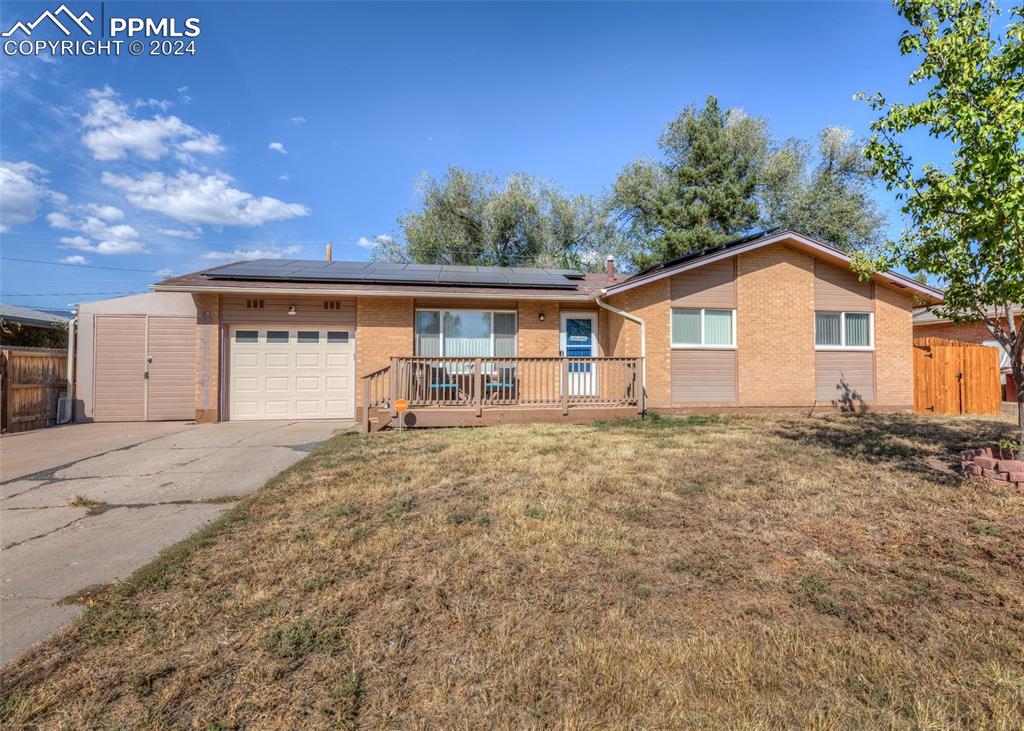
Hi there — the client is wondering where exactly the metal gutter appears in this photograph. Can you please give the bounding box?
[595,293,646,408]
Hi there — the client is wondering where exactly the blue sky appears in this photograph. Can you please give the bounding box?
[1,1,933,310]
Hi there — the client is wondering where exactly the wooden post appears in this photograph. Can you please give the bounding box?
[560,357,568,416]
[362,376,371,433]
[389,357,399,417]
[474,358,483,417]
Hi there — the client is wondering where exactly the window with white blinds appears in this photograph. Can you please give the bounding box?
[671,308,736,348]
[815,311,873,349]
[414,310,517,357]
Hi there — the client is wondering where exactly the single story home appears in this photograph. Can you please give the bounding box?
[0,303,71,347]
[74,229,943,430]
[913,305,1021,403]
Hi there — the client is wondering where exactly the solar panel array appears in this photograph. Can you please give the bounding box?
[202,259,586,289]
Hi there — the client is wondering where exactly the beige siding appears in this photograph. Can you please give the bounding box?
[221,295,356,325]
[671,349,737,403]
[815,350,875,403]
[815,262,873,311]
[93,315,146,422]
[147,316,197,421]
[670,259,736,307]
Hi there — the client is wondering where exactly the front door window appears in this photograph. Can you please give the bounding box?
[561,313,597,396]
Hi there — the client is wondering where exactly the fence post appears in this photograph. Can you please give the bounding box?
[560,358,569,415]
[362,376,371,433]
[474,358,482,417]
[389,357,399,417]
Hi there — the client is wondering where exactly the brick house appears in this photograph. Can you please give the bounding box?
[913,307,1022,403]
[73,229,942,429]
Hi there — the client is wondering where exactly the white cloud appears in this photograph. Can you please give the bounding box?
[290,116,306,126]
[61,255,88,265]
[102,170,310,227]
[155,267,176,279]
[156,227,201,239]
[357,234,393,249]
[201,245,301,261]
[49,205,146,255]
[81,86,223,161]
[278,174,290,181]
[177,86,192,105]
[267,141,287,155]
[0,160,48,232]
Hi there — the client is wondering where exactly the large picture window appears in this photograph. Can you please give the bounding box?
[671,308,735,348]
[415,309,517,357]
[815,311,873,349]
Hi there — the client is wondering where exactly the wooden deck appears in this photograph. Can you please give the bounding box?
[362,356,643,431]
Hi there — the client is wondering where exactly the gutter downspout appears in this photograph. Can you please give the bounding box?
[59,313,77,424]
[595,292,646,412]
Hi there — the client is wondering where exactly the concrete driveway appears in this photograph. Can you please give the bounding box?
[0,419,354,666]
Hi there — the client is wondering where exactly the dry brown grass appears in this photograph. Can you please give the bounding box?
[2,413,1023,729]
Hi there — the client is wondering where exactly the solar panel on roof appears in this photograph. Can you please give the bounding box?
[201,258,582,289]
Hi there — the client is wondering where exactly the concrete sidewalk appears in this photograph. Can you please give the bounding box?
[0,419,354,666]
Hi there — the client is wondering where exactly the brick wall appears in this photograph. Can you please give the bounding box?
[736,245,816,406]
[606,279,672,408]
[517,301,560,356]
[355,296,414,408]
[914,315,1022,344]
[194,293,220,423]
[874,285,914,407]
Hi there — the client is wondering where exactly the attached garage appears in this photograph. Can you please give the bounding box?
[227,325,355,420]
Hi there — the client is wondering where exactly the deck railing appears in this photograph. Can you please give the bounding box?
[364,356,642,429]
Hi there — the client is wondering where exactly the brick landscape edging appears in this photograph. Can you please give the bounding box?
[961,448,1024,488]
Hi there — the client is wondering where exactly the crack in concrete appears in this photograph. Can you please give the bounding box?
[1,497,238,551]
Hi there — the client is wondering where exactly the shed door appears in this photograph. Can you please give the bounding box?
[228,326,355,420]
[146,316,197,421]
[93,315,198,422]
[94,315,146,421]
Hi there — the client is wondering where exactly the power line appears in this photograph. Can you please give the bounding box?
[1,257,165,273]
[3,291,145,297]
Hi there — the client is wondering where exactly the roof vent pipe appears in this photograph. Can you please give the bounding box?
[326,242,332,262]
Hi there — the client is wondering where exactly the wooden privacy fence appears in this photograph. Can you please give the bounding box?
[913,338,1001,415]
[0,348,68,433]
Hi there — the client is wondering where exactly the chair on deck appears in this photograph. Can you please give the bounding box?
[485,366,518,401]
[430,365,461,403]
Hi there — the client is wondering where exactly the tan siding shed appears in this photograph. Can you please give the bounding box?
[93,315,146,422]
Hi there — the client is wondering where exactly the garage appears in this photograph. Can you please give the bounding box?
[228,325,355,420]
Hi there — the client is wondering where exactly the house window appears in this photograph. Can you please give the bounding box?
[323,300,344,310]
[245,299,264,309]
[414,309,517,357]
[671,308,735,348]
[815,312,873,349]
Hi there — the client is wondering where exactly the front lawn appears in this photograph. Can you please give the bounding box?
[2,414,1023,728]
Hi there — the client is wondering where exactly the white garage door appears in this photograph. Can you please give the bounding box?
[228,326,355,420]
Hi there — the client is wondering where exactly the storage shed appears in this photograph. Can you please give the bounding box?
[75,292,197,422]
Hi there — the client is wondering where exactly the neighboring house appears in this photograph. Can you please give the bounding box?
[913,306,1022,403]
[75,229,942,428]
[0,304,70,347]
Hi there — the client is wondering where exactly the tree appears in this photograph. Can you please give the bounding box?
[855,0,1024,451]
[761,127,887,250]
[375,166,632,272]
[612,96,767,267]
[613,97,886,269]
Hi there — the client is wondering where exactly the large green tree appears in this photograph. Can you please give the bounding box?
[855,0,1024,449]
[612,96,766,267]
[375,166,632,272]
[761,127,887,250]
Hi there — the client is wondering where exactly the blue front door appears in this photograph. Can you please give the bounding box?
[562,314,597,395]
